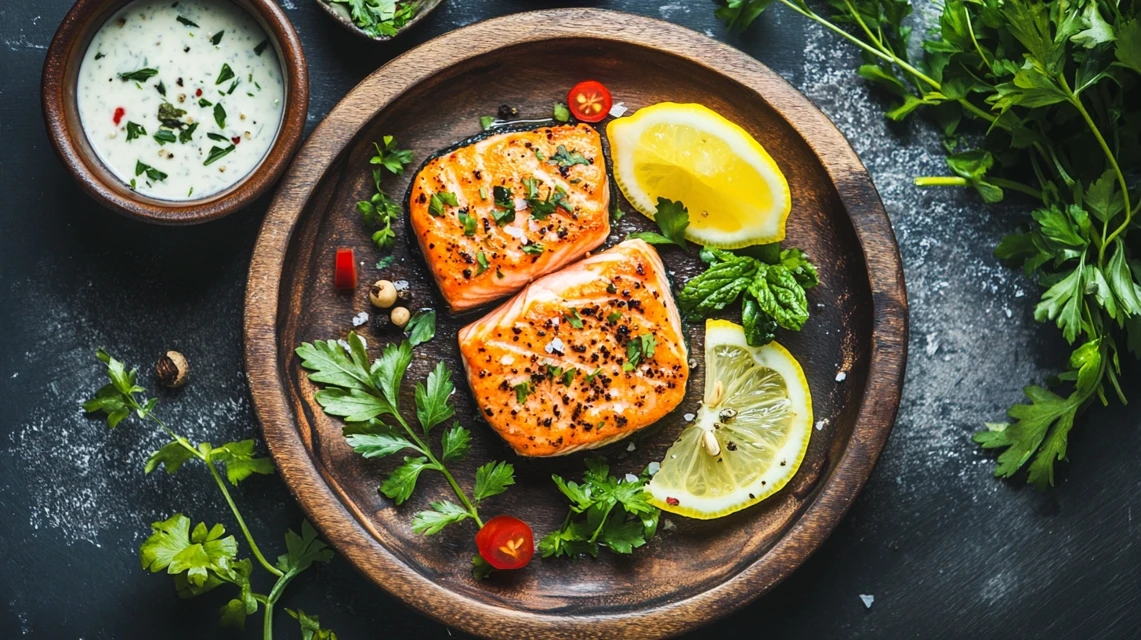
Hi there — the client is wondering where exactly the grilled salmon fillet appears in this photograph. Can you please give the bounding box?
[458,239,689,457]
[408,124,610,312]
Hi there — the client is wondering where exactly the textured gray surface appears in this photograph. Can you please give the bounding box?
[2,0,1139,638]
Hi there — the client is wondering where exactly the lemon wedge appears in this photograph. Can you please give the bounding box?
[648,319,812,519]
[607,102,792,248]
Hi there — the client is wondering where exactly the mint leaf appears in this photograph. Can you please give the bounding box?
[677,252,758,320]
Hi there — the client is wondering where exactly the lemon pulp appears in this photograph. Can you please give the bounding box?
[648,320,812,519]
[608,103,791,248]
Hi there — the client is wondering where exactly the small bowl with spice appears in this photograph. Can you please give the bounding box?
[316,0,442,41]
[42,0,308,224]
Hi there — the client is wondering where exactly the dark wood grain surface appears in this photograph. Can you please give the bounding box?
[245,11,905,637]
[3,1,1139,639]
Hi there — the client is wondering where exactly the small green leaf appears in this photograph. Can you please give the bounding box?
[441,423,471,462]
[473,461,515,501]
[380,456,434,504]
[406,309,436,347]
[412,501,471,535]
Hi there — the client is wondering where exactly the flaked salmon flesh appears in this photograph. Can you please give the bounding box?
[408,124,610,312]
[458,239,689,457]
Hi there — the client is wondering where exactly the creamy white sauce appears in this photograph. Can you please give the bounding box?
[77,0,284,201]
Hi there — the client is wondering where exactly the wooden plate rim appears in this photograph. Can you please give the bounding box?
[244,9,908,639]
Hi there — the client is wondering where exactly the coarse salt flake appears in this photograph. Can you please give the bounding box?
[683,413,696,422]
[815,418,830,431]
[624,473,639,483]
[500,355,515,366]
[608,102,628,117]
[626,442,636,452]
[545,337,565,354]
[352,311,369,327]
[662,519,676,531]
[835,371,847,383]
[647,461,660,475]
[859,594,874,609]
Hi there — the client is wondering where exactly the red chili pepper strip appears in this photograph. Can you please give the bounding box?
[334,248,357,290]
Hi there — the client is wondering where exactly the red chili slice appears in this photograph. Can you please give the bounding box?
[475,515,534,570]
[567,80,612,123]
[231,136,242,145]
[334,248,357,290]
[113,107,125,126]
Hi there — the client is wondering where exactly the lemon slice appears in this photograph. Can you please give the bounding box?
[607,102,792,248]
[648,319,812,519]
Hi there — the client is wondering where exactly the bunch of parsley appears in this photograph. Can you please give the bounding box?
[631,197,820,345]
[83,351,336,639]
[327,0,418,38]
[539,458,661,558]
[719,0,1141,486]
[295,333,515,577]
[357,135,413,251]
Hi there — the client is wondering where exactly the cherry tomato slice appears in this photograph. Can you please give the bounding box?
[475,515,534,570]
[567,80,612,123]
[334,248,357,290]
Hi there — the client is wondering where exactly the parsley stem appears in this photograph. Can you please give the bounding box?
[1058,74,1133,261]
[962,7,993,73]
[204,456,285,577]
[262,569,298,640]
[914,176,1042,200]
[390,412,484,528]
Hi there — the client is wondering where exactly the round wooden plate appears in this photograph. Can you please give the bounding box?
[244,9,907,639]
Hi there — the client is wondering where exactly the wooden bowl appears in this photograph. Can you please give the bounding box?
[314,0,443,42]
[245,9,907,639]
[41,0,308,225]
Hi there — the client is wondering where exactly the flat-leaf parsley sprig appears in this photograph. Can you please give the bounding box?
[540,458,661,558]
[82,350,334,639]
[357,135,413,251]
[295,333,516,576]
[718,0,1141,486]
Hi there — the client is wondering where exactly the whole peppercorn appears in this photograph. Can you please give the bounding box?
[156,351,189,388]
[369,279,397,308]
[390,306,411,328]
[497,104,518,119]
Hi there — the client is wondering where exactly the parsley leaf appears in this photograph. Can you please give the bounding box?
[210,440,275,486]
[458,211,477,236]
[476,251,490,275]
[553,102,571,122]
[215,63,234,85]
[370,135,414,175]
[492,185,516,224]
[428,191,458,216]
[125,121,146,141]
[178,122,198,144]
[153,129,177,145]
[406,309,436,347]
[211,30,225,45]
[414,360,454,432]
[549,144,590,168]
[276,520,334,573]
[203,144,235,166]
[177,15,199,27]
[135,161,168,182]
[473,461,515,501]
[522,242,544,255]
[380,456,435,504]
[412,501,471,535]
[441,423,471,461]
[119,68,158,82]
[288,609,338,640]
[213,102,226,128]
[140,514,238,587]
[628,198,690,248]
[624,333,656,371]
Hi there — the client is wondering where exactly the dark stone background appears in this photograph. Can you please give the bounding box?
[2,1,1138,638]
